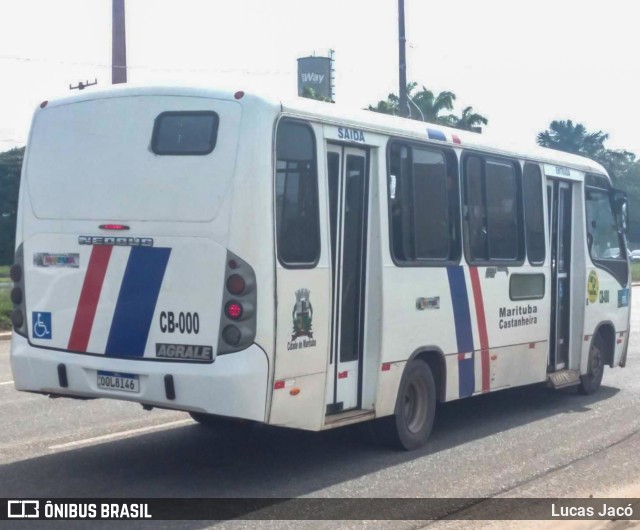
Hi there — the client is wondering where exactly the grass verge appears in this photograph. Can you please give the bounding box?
[633,263,640,283]
[0,286,11,331]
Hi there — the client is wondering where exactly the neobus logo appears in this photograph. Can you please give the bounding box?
[78,236,154,247]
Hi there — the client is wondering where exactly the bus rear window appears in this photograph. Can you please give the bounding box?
[152,111,219,155]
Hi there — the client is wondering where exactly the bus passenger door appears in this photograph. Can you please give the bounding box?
[549,180,572,370]
[325,144,369,413]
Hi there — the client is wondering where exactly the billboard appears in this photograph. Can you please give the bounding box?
[297,56,332,101]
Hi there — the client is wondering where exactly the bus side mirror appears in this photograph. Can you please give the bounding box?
[613,189,628,233]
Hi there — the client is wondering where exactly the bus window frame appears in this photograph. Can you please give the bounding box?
[151,111,219,156]
[385,138,462,268]
[274,118,322,270]
[461,150,525,267]
[522,161,547,267]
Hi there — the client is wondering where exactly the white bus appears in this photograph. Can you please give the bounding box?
[10,85,631,450]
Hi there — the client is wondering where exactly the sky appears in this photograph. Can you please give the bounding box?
[1,0,639,154]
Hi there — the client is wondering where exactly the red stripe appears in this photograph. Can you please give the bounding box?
[68,246,113,351]
[469,267,490,392]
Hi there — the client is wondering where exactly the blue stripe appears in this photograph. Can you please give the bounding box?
[427,128,447,142]
[105,247,171,357]
[447,266,475,398]
[446,266,474,352]
[458,357,475,398]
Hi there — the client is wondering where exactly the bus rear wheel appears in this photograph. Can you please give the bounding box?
[374,360,436,451]
[579,334,605,395]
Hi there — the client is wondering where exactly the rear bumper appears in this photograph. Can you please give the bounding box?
[10,333,269,422]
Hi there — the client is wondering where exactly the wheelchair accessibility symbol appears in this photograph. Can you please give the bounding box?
[32,312,52,339]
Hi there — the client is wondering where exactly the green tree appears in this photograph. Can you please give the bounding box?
[598,148,637,182]
[537,119,635,180]
[301,86,332,103]
[453,106,489,132]
[612,156,640,245]
[367,82,487,131]
[537,120,640,244]
[537,120,609,159]
[0,147,24,264]
[407,83,457,125]
[367,96,399,115]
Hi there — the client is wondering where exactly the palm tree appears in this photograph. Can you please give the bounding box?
[409,84,457,125]
[367,82,487,130]
[537,120,608,158]
[454,106,489,132]
[368,82,456,125]
[367,96,399,115]
[537,120,639,182]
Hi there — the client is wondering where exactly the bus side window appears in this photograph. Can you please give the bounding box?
[465,156,487,261]
[523,163,545,265]
[387,141,459,264]
[463,154,522,263]
[275,120,321,267]
[388,144,408,260]
[486,160,518,260]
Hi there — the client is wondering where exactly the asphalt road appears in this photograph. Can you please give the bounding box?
[1,288,640,530]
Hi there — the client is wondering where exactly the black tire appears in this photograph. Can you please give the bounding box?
[578,334,606,395]
[188,412,253,430]
[373,360,436,451]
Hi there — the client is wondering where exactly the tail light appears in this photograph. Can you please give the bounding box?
[221,325,242,346]
[225,301,243,320]
[11,244,28,337]
[226,274,246,295]
[217,251,257,355]
[10,287,23,305]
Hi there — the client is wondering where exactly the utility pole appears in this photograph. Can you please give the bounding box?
[398,0,408,117]
[112,0,127,84]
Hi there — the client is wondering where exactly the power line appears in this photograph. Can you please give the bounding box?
[0,54,293,76]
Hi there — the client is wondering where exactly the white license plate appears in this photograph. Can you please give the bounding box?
[97,371,139,393]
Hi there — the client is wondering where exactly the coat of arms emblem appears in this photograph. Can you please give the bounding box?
[292,288,313,341]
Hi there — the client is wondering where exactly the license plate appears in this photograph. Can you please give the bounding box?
[97,370,140,393]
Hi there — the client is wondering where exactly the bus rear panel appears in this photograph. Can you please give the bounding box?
[11,87,275,422]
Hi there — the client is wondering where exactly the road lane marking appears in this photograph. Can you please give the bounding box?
[0,381,14,386]
[48,418,192,451]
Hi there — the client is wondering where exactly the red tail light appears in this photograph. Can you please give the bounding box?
[99,224,130,231]
[217,250,257,356]
[225,302,243,320]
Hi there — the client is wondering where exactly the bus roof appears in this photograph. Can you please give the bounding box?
[37,83,609,179]
[279,95,609,178]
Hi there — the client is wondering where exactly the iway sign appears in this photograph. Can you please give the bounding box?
[301,73,325,84]
[297,56,332,100]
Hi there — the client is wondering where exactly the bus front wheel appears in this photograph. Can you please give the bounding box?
[375,360,436,451]
[579,335,606,395]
